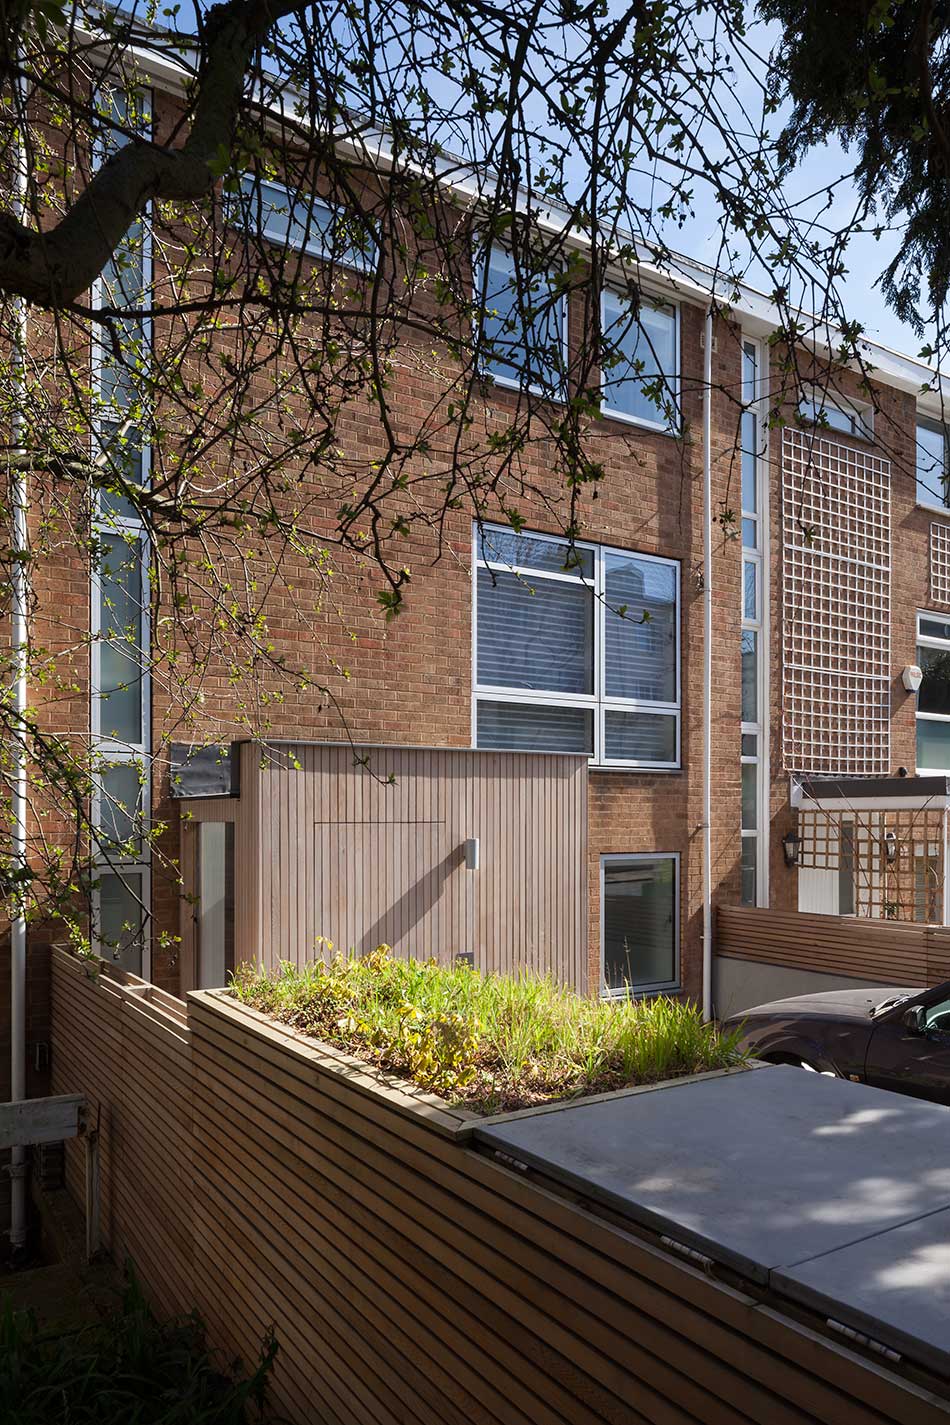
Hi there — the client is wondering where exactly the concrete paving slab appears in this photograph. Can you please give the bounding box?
[774,1207,950,1377]
[475,1066,950,1282]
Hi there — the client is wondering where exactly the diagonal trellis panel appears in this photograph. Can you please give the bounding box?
[782,429,891,774]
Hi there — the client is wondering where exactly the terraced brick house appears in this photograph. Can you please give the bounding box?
[8,48,950,1111]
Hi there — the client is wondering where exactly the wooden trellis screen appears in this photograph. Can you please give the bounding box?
[799,807,947,922]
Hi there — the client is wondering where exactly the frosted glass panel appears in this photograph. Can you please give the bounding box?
[917,718,950,771]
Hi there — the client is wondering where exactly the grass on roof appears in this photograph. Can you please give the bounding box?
[230,944,745,1115]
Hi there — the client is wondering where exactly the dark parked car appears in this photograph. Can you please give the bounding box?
[723,982,950,1104]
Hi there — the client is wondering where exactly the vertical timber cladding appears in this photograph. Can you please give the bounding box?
[782,428,891,774]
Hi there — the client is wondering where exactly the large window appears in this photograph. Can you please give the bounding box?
[917,612,950,772]
[228,173,376,273]
[601,855,678,995]
[476,243,566,399]
[474,525,680,768]
[917,419,950,509]
[600,290,678,430]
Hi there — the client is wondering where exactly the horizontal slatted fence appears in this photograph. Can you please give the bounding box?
[718,906,950,986]
[51,948,950,1425]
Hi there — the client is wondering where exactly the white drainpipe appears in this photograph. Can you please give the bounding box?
[702,305,714,1021]
[9,61,29,1255]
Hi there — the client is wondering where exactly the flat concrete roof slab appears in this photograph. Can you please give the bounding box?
[774,1207,950,1377]
[475,1067,950,1284]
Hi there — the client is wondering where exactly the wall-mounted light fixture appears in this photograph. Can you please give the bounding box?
[882,830,898,864]
[902,665,923,693]
[782,830,801,868]
[463,837,480,872]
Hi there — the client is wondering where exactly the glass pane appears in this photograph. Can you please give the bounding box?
[917,717,950,771]
[741,763,757,831]
[478,527,593,578]
[919,616,950,641]
[916,421,948,507]
[97,534,145,744]
[741,631,757,722]
[476,701,593,753]
[479,243,564,396]
[800,398,854,435]
[741,410,757,517]
[741,341,757,401]
[741,733,757,757]
[740,838,756,906]
[603,857,676,991]
[235,176,375,271]
[604,554,677,702]
[95,762,144,854]
[919,645,950,715]
[603,710,677,764]
[476,568,593,693]
[602,290,677,426]
[97,871,145,974]
[741,517,757,546]
[743,559,757,621]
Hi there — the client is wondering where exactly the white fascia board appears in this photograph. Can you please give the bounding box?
[77,21,950,404]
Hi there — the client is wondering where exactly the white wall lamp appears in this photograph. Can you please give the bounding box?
[902,664,923,693]
[463,837,480,872]
[882,830,899,864]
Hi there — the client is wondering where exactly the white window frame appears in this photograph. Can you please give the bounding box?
[473,241,569,401]
[227,172,376,275]
[599,288,680,435]
[740,337,770,908]
[915,416,950,512]
[916,610,950,775]
[472,524,681,770]
[600,852,680,998]
[798,384,874,441]
[90,84,154,977]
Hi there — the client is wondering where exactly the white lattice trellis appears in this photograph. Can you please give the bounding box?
[782,428,891,774]
[931,522,950,607]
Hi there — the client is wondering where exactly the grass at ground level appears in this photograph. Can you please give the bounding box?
[231,947,745,1114]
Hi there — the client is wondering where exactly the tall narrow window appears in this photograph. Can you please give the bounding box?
[90,88,153,975]
[475,525,680,768]
[601,855,678,995]
[917,419,950,510]
[740,340,768,905]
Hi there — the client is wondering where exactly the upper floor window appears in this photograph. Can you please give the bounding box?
[600,291,678,430]
[227,173,376,273]
[917,419,949,509]
[799,387,873,441]
[476,243,566,399]
[916,611,950,773]
[474,524,680,768]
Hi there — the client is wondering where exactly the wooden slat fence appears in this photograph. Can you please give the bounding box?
[50,947,950,1425]
[718,905,950,987]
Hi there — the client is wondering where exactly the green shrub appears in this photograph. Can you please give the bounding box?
[231,944,745,1114]
[0,1269,277,1424]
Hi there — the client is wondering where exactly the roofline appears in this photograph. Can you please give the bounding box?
[85,20,949,408]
